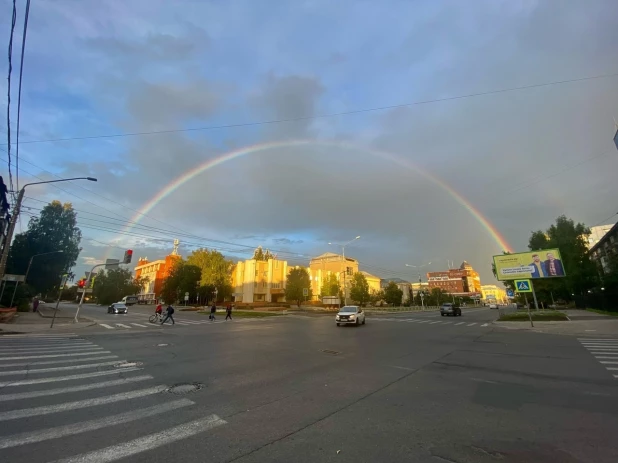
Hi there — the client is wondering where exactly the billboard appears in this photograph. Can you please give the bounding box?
[493,249,566,281]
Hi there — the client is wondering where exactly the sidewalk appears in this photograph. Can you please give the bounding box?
[493,309,618,336]
[0,307,95,334]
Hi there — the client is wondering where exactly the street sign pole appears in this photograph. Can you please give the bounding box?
[530,280,539,311]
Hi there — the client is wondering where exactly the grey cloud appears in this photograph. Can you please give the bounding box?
[272,238,304,245]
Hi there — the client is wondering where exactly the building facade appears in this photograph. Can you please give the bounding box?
[427,261,482,297]
[481,284,507,304]
[590,221,618,275]
[381,278,412,303]
[308,252,359,299]
[134,255,181,303]
[232,258,288,303]
[587,224,616,249]
[360,271,382,295]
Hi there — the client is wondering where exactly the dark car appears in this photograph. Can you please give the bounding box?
[440,303,462,317]
[108,303,128,314]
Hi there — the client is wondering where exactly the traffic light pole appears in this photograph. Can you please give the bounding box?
[75,263,105,323]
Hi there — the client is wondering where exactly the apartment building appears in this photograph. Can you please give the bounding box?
[232,258,288,303]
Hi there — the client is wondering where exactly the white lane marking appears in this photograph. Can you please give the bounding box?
[467,323,477,326]
[599,361,618,364]
[0,360,128,376]
[417,320,430,324]
[130,323,149,328]
[0,355,119,368]
[115,324,132,329]
[606,367,618,370]
[578,338,618,342]
[99,324,114,329]
[0,398,193,450]
[0,346,101,354]
[177,319,203,324]
[581,344,618,348]
[0,351,112,361]
[0,334,77,339]
[614,375,618,379]
[481,323,489,327]
[595,356,618,359]
[428,321,441,324]
[0,385,168,422]
[0,367,142,387]
[455,322,465,326]
[0,375,153,402]
[51,414,227,463]
[588,350,618,354]
[0,340,92,346]
[390,365,415,371]
[174,322,193,325]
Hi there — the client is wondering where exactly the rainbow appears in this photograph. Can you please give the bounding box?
[111,140,512,256]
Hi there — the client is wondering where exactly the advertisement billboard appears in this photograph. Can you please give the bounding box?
[493,249,566,281]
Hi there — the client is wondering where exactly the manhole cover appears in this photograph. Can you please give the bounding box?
[166,382,204,395]
[114,361,143,368]
[322,349,340,355]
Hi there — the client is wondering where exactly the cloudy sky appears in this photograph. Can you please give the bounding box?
[1,0,617,284]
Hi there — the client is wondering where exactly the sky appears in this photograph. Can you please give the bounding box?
[1,0,617,285]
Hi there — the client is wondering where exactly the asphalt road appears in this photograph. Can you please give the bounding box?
[1,308,617,462]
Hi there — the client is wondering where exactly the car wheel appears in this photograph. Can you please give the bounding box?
[441,313,444,316]
[362,318,366,325]
[356,319,359,326]
[336,323,340,326]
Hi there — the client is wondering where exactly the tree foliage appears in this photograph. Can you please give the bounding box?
[285,267,312,307]
[527,215,598,302]
[252,246,274,261]
[320,273,340,297]
[160,260,201,304]
[7,201,81,296]
[92,268,146,305]
[369,289,385,306]
[383,281,404,306]
[349,272,370,306]
[186,248,233,300]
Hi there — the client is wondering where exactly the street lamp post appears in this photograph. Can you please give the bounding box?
[25,250,65,283]
[0,177,97,280]
[405,262,431,308]
[329,236,360,306]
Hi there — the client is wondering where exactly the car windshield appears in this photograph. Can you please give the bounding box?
[340,307,357,313]
[442,303,452,307]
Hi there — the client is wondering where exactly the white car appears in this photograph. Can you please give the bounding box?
[336,306,366,326]
[488,303,498,309]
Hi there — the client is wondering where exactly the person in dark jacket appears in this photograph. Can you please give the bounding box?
[161,304,175,325]
[210,303,216,321]
[225,304,232,321]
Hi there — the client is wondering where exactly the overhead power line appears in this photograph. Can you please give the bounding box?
[2,71,617,147]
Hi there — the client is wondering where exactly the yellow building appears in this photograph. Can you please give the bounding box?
[232,258,288,303]
[360,271,382,295]
[481,284,507,304]
[308,252,359,300]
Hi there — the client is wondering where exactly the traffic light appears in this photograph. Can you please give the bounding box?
[123,249,133,264]
[77,278,86,288]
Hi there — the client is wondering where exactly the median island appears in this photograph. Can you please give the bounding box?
[498,311,569,322]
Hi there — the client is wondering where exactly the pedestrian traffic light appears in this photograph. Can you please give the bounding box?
[123,249,133,264]
[77,278,86,288]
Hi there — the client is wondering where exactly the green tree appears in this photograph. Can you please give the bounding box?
[285,267,312,307]
[528,215,598,303]
[7,201,81,296]
[160,260,201,304]
[92,268,146,305]
[369,289,384,306]
[383,281,403,306]
[186,248,233,300]
[349,272,370,306]
[426,288,450,306]
[320,273,340,297]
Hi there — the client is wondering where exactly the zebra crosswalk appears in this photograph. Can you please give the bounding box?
[98,317,264,330]
[578,338,618,380]
[0,333,226,461]
[370,317,490,328]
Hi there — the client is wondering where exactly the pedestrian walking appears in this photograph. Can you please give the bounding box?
[225,303,232,321]
[32,296,40,313]
[210,303,216,321]
[161,304,175,325]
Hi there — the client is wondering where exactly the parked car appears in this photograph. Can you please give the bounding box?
[336,306,366,326]
[488,303,498,309]
[440,303,462,316]
[108,303,128,314]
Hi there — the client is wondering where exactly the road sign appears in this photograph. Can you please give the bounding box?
[184,295,189,301]
[2,274,25,282]
[514,279,532,292]
[302,288,308,297]
[185,292,189,296]
[105,259,120,269]
[506,289,514,297]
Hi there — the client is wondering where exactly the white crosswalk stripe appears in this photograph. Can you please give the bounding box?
[91,316,262,330]
[578,338,618,381]
[369,317,488,328]
[99,324,114,329]
[130,323,148,328]
[0,334,227,461]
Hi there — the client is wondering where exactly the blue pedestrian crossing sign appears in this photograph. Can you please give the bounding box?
[514,279,532,293]
[506,289,514,297]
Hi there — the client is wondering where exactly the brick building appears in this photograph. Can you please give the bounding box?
[134,241,181,303]
[427,261,482,297]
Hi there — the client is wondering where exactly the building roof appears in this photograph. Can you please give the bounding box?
[360,271,380,280]
[590,221,618,254]
[460,261,472,269]
[312,252,341,259]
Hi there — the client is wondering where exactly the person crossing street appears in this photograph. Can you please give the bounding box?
[161,304,175,325]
